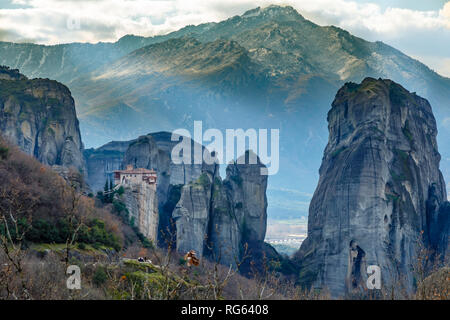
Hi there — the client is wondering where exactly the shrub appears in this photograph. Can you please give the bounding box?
[92,266,108,287]
[25,217,121,251]
[197,173,210,188]
[0,146,8,160]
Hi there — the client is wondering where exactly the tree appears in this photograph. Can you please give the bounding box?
[57,179,87,267]
[108,179,114,202]
[0,184,37,299]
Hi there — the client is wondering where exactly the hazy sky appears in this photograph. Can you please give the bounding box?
[1,0,449,76]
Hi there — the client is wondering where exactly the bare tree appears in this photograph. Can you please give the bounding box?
[58,180,86,267]
[412,231,442,299]
[0,184,37,299]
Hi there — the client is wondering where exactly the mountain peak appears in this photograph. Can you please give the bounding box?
[242,5,304,21]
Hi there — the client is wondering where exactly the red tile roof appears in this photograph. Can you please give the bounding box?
[114,168,157,174]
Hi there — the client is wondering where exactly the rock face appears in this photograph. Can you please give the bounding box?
[0,66,26,80]
[121,132,217,237]
[85,132,218,241]
[173,171,215,257]
[295,78,449,297]
[121,180,159,243]
[85,134,271,269]
[173,151,268,268]
[84,140,134,191]
[0,66,84,171]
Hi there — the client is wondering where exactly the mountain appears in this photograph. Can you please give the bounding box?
[1,5,450,219]
[0,66,84,171]
[294,78,450,297]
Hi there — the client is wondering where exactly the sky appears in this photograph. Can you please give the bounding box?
[0,0,449,76]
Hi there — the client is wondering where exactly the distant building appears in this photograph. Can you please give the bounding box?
[114,165,157,187]
[113,165,159,243]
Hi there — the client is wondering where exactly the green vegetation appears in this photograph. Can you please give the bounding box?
[111,198,153,249]
[345,82,359,93]
[196,172,210,188]
[402,120,413,145]
[133,228,154,249]
[0,79,33,102]
[0,146,9,160]
[385,193,400,203]
[98,178,119,204]
[23,218,121,251]
[331,146,347,158]
[270,256,298,275]
[213,178,222,198]
[0,79,65,120]
[111,259,192,300]
[298,267,319,289]
[93,266,108,287]
[113,199,129,220]
[389,84,414,106]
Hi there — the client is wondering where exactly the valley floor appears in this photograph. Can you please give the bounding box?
[265,219,307,256]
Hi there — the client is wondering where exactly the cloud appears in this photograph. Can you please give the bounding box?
[442,117,450,130]
[267,186,313,198]
[442,1,450,27]
[298,0,450,35]
[1,0,448,44]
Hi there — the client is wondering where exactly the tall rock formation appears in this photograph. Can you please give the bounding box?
[173,170,216,258]
[0,66,84,171]
[85,132,218,242]
[120,175,159,243]
[85,134,272,269]
[121,132,217,240]
[174,151,269,269]
[295,78,449,297]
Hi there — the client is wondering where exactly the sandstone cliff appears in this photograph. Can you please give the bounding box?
[120,180,159,243]
[295,78,449,297]
[173,171,215,257]
[84,140,133,191]
[122,132,217,240]
[0,66,84,171]
[174,151,269,269]
[85,136,271,269]
[85,132,217,242]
